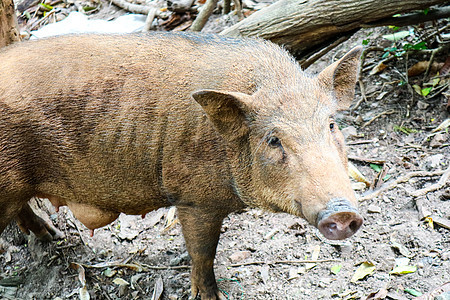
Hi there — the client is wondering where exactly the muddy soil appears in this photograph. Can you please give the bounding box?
[0,6,449,300]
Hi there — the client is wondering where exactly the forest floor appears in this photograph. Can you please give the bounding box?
[0,1,449,299]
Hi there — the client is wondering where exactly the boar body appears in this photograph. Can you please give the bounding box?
[0,33,362,299]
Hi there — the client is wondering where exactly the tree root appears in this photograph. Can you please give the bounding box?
[359,168,447,201]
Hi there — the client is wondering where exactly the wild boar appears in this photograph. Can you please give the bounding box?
[0,32,363,299]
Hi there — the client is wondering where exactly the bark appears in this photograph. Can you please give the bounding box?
[220,0,449,67]
[0,0,20,48]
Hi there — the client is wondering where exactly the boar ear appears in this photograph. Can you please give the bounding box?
[192,89,253,141]
[317,46,362,110]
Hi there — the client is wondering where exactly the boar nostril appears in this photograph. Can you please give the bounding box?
[349,220,359,232]
[317,211,363,240]
[327,222,337,231]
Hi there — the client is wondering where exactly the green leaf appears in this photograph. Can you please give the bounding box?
[39,3,53,10]
[404,288,422,297]
[403,41,427,50]
[421,87,432,96]
[370,163,382,173]
[390,265,417,275]
[382,174,392,181]
[362,39,369,45]
[331,264,342,275]
[423,8,429,15]
[351,262,376,283]
[382,31,410,41]
[393,125,418,134]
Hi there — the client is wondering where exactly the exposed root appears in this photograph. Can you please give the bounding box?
[359,169,447,202]
[409,165,450,197]
[229,259,338,268]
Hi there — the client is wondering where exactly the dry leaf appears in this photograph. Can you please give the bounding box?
[348,162,370,187]
[151,276,164,300]
[366,287,388,300]
[113,278,130,286]
[370,62,387,75]
[390,265,417,275]
[351,262,376,283]
[305,245,320,270]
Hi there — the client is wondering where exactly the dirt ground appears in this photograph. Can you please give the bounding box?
[0,3,449,300]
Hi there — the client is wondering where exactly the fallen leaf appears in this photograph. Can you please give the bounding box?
[421,87,432,96]
[390,239,413,258]
[151,276,164,300]
[305,245,320,270]
[390,265,417,275]
[351,262,376,283]
[113,278,130,286]
[408,61,429,77]
[370,163,382,173]
[412,84,423,96]
[164,207,177,230]
[370,62,388,75]
[348,162,370,187]
[404,288,422,297]
[330,264,342,275]
[260,265,270,285]
[366,287,388,300]
[382,31,410,41]
[79,286,90,300]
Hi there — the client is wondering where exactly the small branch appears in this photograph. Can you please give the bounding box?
[359,169,446,201]
[142,6,158,31]
[141,264,191,270]
[190,0,219,32]
[222,0,231,14]
[409,165,450,197]
[299,32,355,69]
[348,155,386,165]
[361,110,396,128]
[229,259,338,268]
[363,6,450,28]
[110,0,156,15]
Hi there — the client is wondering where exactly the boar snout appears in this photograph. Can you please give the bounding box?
[316,198,363,240]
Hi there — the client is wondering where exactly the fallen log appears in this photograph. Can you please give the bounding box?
[220,0,449,67]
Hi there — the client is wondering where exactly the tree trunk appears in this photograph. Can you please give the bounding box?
[0,0,20,48]
[220,0,449,67]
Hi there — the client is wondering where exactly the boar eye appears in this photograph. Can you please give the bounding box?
[267,136,282,148]
[329,122,335,132]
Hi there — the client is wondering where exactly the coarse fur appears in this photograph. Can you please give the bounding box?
[0,32,362,299]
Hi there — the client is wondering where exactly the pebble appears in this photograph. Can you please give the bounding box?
[367,204,382,213]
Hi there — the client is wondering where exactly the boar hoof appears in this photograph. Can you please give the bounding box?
[317,198,363,240]
[191,282,225,300]
[16,204,65,242]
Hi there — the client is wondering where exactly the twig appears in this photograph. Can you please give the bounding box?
[352,78,367,112]
[143,6,158,31]
[359,169,446,201]
[222,0,230,14]
[190,0,219,32]
[141,264,191,270]
[110,0,158,15]
[229,259,338,268]
[347,139,377,145]
[300,32,356,69]
[363,7,450,28]
[409,165,450,197]
[361,110,396,128]
[232,0,243,20]
[348,155,386,165]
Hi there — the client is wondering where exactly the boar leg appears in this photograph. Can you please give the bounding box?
[15,203,64,241]
[178,207,226,300]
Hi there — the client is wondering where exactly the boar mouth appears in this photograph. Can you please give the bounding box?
[316,198,363,240]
